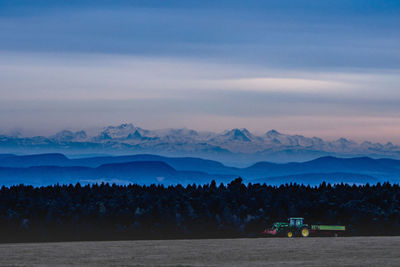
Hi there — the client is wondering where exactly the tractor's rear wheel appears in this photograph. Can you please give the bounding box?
[287,231,293,238]
[301,227,310,237]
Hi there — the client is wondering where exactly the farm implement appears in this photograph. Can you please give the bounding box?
[263,217,345,237]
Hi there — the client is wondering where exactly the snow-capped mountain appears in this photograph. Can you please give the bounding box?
[95,124,148,140]
[1,123,400,166]
[221,128,253,142]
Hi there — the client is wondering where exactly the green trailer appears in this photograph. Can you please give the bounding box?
[263,217,346,237]
[311,224,346,237]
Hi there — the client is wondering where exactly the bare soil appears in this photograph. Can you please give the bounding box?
[0,236,399,266]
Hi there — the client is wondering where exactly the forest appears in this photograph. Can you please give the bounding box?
[1,178,400,242]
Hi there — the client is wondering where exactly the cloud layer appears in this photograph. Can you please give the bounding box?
[0,1,400,142]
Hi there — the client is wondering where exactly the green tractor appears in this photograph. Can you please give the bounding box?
[263,217,346,237]
[263,217,310,238]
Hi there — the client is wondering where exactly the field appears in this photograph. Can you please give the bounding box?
[1,236,399,266]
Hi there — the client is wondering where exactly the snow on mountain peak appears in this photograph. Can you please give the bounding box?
[127,130,142,140]
[223,128,252,142]
[100,123,138,139]
[265,129,281,137]
[52,130,87,142]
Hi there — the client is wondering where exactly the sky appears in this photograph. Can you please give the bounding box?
[1,0,400,142]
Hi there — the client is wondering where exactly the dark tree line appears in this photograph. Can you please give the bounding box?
[0,178,400,242]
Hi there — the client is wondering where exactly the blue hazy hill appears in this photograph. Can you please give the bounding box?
[0,154,15,159]
[243,156,400,177]
[0,153,238,174]
[1,153,400,186]
[0,165,91,186]
[0,153,70,167]
[0,161,233,186]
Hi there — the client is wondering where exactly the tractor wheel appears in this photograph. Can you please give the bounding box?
[287,231,294,238]
[301,227,310,237]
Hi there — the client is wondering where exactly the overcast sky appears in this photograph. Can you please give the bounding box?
[1,0,400,142]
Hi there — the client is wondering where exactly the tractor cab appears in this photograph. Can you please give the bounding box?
[289,217,304,227]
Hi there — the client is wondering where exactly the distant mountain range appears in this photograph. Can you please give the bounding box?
[0,153,399,186]
[1,123,400,166]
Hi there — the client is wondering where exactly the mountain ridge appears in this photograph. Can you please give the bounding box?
[1,123,400,165]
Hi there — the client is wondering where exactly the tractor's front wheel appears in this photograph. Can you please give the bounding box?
[301,227,310,237]
[287,231,293,238]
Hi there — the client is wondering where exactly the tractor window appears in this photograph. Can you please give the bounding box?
[289,218,303,226]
